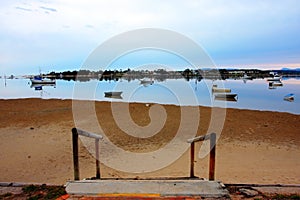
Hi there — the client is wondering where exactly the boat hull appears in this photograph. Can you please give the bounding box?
[31,83,56,88]
[284,94,294,102]
[214,93,237,98]
[215,96,237,102]
[31,79,56,84]
[267,75,281,81]
[104,92,123,97]
[140,80,154,84]
[212,84,231,93]
[269,81,283,87]
[212,88,231,93]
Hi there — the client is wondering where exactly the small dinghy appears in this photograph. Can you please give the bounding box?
[104,91,123,98]
[269,81,283,87]
[140,78,154,85]
[212,84,231,93]
[214,93,237,98]
[215,96,237,102]
[284,93,294,102]
[267,74,281,81]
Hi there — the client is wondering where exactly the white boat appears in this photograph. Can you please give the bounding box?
[212,84,231,93]
[30,83,56,88]
[214,93,237,98]
[140,79,154,85]
[30,75,56,84]
[268,86,277,89]
[242,74,252,80]
[267,74,281,81]
[284,93,294,102]
[269,81,283,87]
[215,96,237,102]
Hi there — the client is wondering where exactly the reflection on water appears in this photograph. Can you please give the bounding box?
[214,97,237,102]
[0,77,299,114]
[30,82,56,97]
[104,91,123,99]
[31,83,56,90]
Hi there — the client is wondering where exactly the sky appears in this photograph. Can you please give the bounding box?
[0,0,300,75]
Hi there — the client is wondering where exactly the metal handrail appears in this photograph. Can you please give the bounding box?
[187,132,216,180]
[72,128,103,180]
[71,128,216,181]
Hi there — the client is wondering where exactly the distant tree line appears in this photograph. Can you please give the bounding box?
[45,68,300,82]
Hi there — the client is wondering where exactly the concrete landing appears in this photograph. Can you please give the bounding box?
[65,179,229,199]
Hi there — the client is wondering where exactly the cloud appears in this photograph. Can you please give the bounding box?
[62,25,70,29]
[39,6,57,12]
[85,24,94,29]
[15,6,32,12]
[1,0,300,74]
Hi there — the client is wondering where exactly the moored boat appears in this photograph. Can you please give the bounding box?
[140,79,154,85]
[30,75,56,84]
[104,91,123,97]
[242,74,252,80]
[214,96,237,102]
[269,81,283,87]
[284,93,294,102]
[267,74,281,81]
[214,93,237,98]
[212,84,231,93]
[30,83,56,88]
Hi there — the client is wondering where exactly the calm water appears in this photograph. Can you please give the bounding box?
[1,77,299,114]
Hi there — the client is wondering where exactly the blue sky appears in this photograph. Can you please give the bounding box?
[0,0,300,75]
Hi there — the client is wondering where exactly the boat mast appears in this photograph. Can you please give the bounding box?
[4,74,7,87]
[39,67,42,77]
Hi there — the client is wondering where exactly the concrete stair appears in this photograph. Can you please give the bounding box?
[65,179,229,199]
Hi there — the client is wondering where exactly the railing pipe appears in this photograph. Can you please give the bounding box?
[190,141,195,178]
[76,128,103,140]
[95,138,101,179]
[72,128,80,180]
[209,133,216,180]
[71,128,103,181]
[187,132,217,180]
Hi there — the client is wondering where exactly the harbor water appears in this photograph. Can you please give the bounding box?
[1,77,299,114]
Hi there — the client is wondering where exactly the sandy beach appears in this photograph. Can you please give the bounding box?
[0,98,299,185]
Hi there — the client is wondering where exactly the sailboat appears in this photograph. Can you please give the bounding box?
[30,68,56,84]
[31,75,56,84]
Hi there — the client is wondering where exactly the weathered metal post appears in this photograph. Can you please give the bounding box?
[190,141,195,178]
[72,128,103,180]
[95,138,100,179]
[72,128,80,180]
[188,133,217,180]
[209,132,216,181]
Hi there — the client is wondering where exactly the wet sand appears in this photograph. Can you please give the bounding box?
[0,98,299,185]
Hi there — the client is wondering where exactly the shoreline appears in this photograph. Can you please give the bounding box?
[1,97,299,115]
[0,98,299,185]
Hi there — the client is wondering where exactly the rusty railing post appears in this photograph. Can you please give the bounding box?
[188,133,217,180]
[95,138,100,179]
[190,141,195,178]
[72,128,103,180]
[72,128,80,180]
[209,132,216,180]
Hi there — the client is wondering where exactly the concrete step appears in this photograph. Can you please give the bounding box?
[66,179,229,199]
